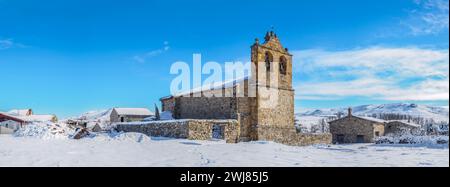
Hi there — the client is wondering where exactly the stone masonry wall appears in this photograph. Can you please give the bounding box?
[116,121,190,138]
[256,126,332,146]
[257,88,295,129]
[175,97,237,120]
[161,97,176,112]
[115,119,240,143]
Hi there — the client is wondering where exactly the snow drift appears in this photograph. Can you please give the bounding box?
[14,122,74,139]
[12,121,152,143]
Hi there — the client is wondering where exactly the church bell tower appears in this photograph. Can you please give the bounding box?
[249,30,295,141]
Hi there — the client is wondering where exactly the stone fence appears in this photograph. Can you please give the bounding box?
[115,119,240,143]
[115,120,331,146]
[256,126,332,146]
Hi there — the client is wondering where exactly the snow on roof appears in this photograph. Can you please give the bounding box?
[356,116,387,123]
[7,109,32,116]
[329,115,387,124]
[333,115,421,128]
[386,120,421,128]
[355,116,421,127]
[0,112,26,122]
[161,76,250,99]
[113,108,153,116]
[20,115,56,122]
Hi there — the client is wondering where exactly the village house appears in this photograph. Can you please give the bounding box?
[0,112,27,134]
[329,108,424,144]
[7,109,58,123]
[0,108,59,134]
[329,108,385,144]
[110,108,154,123]
[0,108,58,134]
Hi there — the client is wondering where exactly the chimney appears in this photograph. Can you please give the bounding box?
[348,107,352,117]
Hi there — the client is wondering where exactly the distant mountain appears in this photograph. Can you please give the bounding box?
[78,109,112,121]
[298,103,449,123]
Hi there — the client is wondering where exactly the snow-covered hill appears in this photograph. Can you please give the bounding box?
[63,109,113,129]
[77,109,112,122]
[298,103,449,123]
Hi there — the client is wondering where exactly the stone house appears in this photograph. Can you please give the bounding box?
[329,108,385,144]
[110,108,153,123]
[159,31,332,146]
[384,121,421,136]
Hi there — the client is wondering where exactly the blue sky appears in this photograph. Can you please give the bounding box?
[0,0,448,118]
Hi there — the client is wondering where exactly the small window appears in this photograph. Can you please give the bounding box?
[375,131,380,137]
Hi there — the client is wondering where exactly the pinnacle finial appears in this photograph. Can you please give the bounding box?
[264,31,271,41]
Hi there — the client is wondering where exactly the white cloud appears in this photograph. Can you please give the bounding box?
[133,41,170,63]
[0,39,13,50]
[404,0,449,35]
[0,38,27,50]
[292,47,449,101]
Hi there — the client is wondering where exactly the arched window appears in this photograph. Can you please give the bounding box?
[264,52,273,87]
[279,56,287,75]
[265,52,273,72]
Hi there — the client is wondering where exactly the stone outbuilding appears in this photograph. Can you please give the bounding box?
[329,108,385,144]
[110,108,154,123]
[384,121,421,136]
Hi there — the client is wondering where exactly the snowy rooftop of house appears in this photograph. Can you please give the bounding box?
[356,116,387,123]
[20,115,55,122]
[352,116,420,127]
[3,109,56,122]
[113,108,154,116]
[0,112,26,122]
[161,76,250,100]
[7,109,32,116]
[385,120,421,128]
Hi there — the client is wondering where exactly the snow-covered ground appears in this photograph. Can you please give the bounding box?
[0,134,448,167]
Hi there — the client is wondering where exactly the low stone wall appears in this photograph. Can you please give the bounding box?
[115,119,240,143]
[256,126,332,146]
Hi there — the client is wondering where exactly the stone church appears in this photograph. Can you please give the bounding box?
[161,31,298,142]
